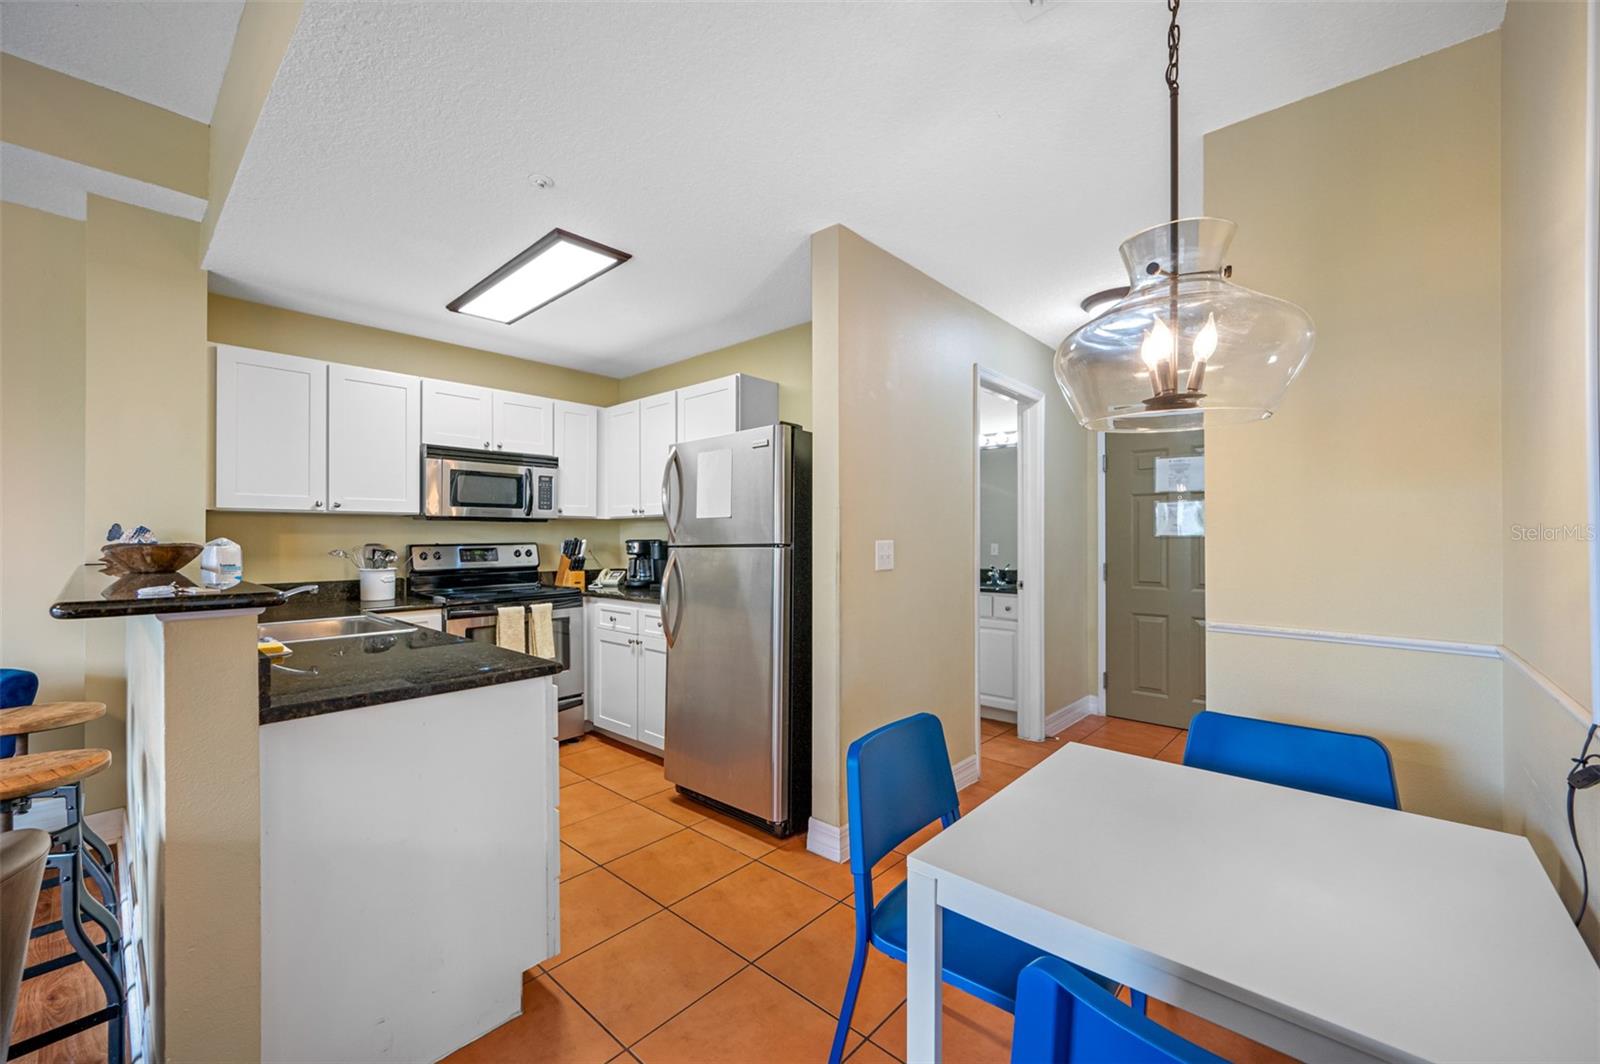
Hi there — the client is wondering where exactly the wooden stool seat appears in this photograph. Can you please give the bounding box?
[0,749,111,802]
[0,701,106,737]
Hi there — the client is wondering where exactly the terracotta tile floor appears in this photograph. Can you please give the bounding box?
[448,713,1296,1064]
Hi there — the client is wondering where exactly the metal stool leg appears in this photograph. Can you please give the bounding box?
[52,820,124,1064]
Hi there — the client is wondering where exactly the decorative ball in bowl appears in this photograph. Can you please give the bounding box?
[100,542,203,575]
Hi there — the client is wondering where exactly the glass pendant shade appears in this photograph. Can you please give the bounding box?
[1054,217,1314,432]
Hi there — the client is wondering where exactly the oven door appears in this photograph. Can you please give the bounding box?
[446,605,584,710]
[423,455,557,520]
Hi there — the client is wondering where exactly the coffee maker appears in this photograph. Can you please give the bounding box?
[624,539,668,588]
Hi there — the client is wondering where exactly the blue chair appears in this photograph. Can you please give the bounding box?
[1183,710,1399,810]
[0,669,40,760]
[1011,957,1224,1064]
[830,713,1122,1064]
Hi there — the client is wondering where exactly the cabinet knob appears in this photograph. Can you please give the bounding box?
[483,442,491,449]
[497,443,504,449]
[332,501,342,509]
[313,500,324,508]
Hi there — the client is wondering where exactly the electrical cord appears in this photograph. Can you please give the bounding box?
[1567,722,1600,926]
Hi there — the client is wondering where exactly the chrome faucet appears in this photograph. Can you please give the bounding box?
[280,584,319,599]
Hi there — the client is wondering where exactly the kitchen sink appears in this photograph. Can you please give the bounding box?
[258,614,412,643]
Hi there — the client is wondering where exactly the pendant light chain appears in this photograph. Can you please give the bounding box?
[1164,0,1183,392]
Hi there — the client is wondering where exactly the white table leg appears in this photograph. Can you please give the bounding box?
[906,866,942,1063]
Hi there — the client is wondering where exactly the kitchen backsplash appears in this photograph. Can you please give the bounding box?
[205,510,668,584]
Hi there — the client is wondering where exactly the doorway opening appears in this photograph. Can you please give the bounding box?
[1098,430,1206,729]
[974,368,1046,748]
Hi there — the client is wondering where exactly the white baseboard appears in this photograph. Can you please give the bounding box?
[806,816,848,863]
[1045,694,1101,737]
[952,754,981,791]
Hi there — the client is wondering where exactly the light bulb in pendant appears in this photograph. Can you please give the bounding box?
[1141,317,1172,372]
[1186,312,1217,392]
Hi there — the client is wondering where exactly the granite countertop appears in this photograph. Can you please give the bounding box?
[584,585,662,605]
[260,622,561,724]
[979,584,1018,596]
[259,580,440,623]
[52,563,285,619]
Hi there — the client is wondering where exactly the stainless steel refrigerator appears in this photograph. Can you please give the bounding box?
[660,423,810,836]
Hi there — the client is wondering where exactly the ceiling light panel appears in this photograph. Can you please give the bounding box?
[448,229,630,324]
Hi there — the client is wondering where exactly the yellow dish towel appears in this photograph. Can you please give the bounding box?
[496,605,527,655]
[528,603,556,660]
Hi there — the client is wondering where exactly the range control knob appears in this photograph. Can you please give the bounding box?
[432,551,442,560]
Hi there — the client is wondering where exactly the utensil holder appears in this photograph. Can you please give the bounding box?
[359,568,396,602]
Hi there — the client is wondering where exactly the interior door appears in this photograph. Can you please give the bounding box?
[492,390,555,455]
[663,545,785,820]
[1105,430,1205,728]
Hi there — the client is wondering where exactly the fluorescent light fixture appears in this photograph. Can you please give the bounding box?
[448,228,631,324]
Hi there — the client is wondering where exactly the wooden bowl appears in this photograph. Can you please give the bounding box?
[100,542,202,575]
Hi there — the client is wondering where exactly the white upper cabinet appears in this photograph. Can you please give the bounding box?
[674,373,779,443]
[637,392,677,517]
[492,390,555,455]
[216,345,329,511]
[422,379,494,451]
[327,364,421,514]
[552,401,599,517]
[601,402,643,517]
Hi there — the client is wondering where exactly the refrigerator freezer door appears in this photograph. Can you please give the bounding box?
[663,424,792,547]
[663,545,790,822]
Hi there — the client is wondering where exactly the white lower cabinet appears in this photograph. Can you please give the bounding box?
[587,602,666,751]
[978,594,1019,711]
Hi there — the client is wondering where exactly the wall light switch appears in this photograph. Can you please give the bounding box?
[874,540,895,571]
[989,543,1000,557]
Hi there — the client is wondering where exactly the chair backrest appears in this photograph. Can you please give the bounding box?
[1011,957,1225,1064]
[1183,710,1399,810]
[846,713,960,882]
[0,670,38,760]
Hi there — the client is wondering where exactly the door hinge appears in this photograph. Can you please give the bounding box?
[1102,670,1109,690]
[1101,453,1108,473]
[1101,561,1108,581]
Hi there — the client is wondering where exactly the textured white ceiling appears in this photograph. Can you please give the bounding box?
[0,0,243,122]
[206,0,1503,378]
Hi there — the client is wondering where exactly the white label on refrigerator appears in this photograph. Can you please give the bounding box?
[1154,455,1205,493]
[695,449,733,519]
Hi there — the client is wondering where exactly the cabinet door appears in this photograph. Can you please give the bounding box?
[675,375,739,443]
[593,628,640,738]
[978,619,1019,710]
[552,401,598,518]
[493,390,555,455]
[637,391,677,517]
[328,364,420,514]
[601,402,642,517]
[422,379,493,451]
[638,632,666,751]
[215,345,328,511]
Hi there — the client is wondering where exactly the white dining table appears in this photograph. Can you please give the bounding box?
[904,743,1600,1064]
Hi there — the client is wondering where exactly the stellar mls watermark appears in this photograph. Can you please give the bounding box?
[1509,523,1596,542]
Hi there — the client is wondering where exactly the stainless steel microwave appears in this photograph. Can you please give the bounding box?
[421,446,558,520]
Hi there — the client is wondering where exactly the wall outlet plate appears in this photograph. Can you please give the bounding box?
[874,540,895,571]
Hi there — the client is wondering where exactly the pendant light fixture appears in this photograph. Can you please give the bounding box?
[1054,0,1315,432]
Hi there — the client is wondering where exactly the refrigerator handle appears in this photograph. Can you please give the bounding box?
[662,446,683,539]
[660,551,681,649]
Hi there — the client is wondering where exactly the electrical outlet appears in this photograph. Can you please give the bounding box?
[874,540,895,571]
[990,543,1000,557]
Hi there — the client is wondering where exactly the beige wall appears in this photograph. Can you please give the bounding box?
[618,322,813,428]
[204,0,305,253]
[1498,0,1598,953]
[810,226,1095,826]
[1202,33,1507,827]
[0,54,208,199]
[0,203,88,754]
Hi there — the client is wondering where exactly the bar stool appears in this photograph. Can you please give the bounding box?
[1,828,50,1060]
[0,699,119,913]
[0,749,125,1064]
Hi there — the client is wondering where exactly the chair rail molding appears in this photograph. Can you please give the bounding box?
[1205,621,1501,660]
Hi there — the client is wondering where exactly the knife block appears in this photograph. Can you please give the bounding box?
[554,556,587,589]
